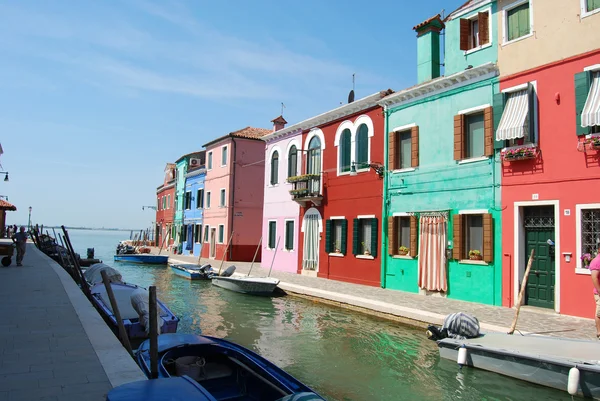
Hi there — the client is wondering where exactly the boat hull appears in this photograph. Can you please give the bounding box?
[211,276,280,295]
[170,264,214,280]
[114,254,169,264]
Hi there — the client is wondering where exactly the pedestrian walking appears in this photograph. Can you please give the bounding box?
[589,241,600,339]
[11,226,28,267]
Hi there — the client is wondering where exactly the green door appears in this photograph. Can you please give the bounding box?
[523,206,555,309]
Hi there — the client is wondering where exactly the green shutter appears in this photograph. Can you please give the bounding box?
[325,220,332,253]
[341,219,348,255]
[356,125,369,168]
[285,221,294,250]
[575,71,592,136]
[269,222,276,249]
[493,92,505,149]
[340,130,351,172]
[370,218,378,258]
[507,3,529,41]
[527,83,536,143]
[352,218,359,255]
[588,0,600,12]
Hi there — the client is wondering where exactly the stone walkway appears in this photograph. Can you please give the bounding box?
[0,242,145,401]
[170,254,597,341]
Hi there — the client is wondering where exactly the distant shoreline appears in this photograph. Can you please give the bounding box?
[35,227,142,232]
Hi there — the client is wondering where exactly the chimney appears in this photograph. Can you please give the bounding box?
[271,115,287,132]
[413,14,445,84]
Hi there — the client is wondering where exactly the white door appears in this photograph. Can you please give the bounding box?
[302,208,321,271]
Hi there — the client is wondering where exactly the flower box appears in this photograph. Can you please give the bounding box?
[469,255,483,261]
[501,145,539,162]
[287,174,320,183]
[289,189,309,196]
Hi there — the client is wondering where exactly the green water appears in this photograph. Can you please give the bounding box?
[66,229,570,401]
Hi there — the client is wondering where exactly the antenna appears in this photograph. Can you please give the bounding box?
[348,73,355,104]
[280,102,285,116]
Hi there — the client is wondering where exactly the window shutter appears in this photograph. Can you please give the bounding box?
[410,216,418,257]
[460,19,471,51]
[388,217,397,256]
[478,12,489,45]
[575,71,592,136]
[352,218,359,256]
[325,219,332,254]
[454,114,464,160]
[483,213,494,263]
[370,218,378,258]
[411,126,419,168]
[341,219,348,255]
[492,92,506,149]
[484,106,494,156]
[388,131,396,171]
[452,214,463,260]
[269,222,276,249]
[527,83,536,143]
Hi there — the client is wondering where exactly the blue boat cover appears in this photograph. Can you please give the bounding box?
[138,333,216,354]
[106,376,217,401]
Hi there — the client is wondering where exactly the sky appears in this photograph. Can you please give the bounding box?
[0,0,465,230]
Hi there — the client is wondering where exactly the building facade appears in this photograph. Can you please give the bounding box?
[380,3,503,306]
[155,163,176,250]
[182,162,206,256]
[201,127,269,262]
[496,0,600,317]
[174,151,205,253]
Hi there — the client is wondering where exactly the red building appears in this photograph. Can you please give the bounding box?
[285,90,392,286]
[155,163,176,249]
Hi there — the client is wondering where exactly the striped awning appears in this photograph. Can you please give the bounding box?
[496,89,529,141]
[582,71,600,128]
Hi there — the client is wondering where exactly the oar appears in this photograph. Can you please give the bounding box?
[217,231,235,276]
[247,236,262,276]
[267,237,280,277]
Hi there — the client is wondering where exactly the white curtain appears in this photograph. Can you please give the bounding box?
[302,213,319,270]
[417,216,448,292]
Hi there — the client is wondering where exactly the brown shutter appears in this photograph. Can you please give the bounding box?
[388,217,397,256]
[411,126,419,168]
[454,114,464,161]
[388,131,396,171]
[453,214,463,260]
[484,106,494,157]
[483,213,494,263]
[479,12,489,45]
[460,19,471,51]
[410,216,418,257]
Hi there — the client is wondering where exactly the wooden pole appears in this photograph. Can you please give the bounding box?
[247,236,263,276]
[217,231,235,276]
[61,226,91,299]
[51,228,67,269]
[101,270,134,357]
[157,233,167,256]
[508,249,535,335]
[149,286,159,379]
[267,236,281,277]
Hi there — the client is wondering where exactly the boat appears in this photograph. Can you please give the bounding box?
[135,333,326,401]
[107,376,216,401]
[211,274,281,296]
[170,263,216,280]
[435,332,600,399]
[89,281,179,339]
[114,241,168,264]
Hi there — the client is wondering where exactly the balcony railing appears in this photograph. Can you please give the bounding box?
[288,174,322,206]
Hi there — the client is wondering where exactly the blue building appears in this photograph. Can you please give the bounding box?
[182,161,206,256]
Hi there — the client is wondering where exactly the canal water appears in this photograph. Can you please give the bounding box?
[68,229,570,401]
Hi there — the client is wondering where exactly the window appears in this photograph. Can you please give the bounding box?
[388,216,417,257]
[389,126,419,170]
[268,221,277,249]
[504,1,531,43]
[208,152,213,169]
[495,83,538,147]
[270,151,279,185]
[285,220,294,251]
[460,11,490,51]
[220,189,226,207]
[325,219,347,254]
[218,225,224,243]
[184,191,192,210]
[583,0,600,15]
[576,70,600,136]
[399,131,412,169]
[465,112,485,158]
[167,195,171,209]
[182,224,188,242]
[288,146,298,178]
[356,124,369,169]
[157,197,161,210]
[339,128,351,173]
[204,225,209,242]
[197,189,204,208]
[465,215,483,259]
[454,108,493,161]
[577,206,600,269]
[307,136,321,175]
[206,192,211,208]
[352,217,378,257]
[452,213,494,262]
[222,146,228,166]
[162,196,166,210]
[195,224,202,243]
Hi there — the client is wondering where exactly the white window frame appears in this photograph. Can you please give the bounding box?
[333,115,374,177]
[219,188,226,207]
[207,151,213,170]
[581,0,600,19]
[284,219,295,252]
[206,191,211,209]
[218,224,225,244]
[267,220,277,250]
[221,146,228,167]
[575,203,600,274]
[267,146,281,187]
[502,0,534,46]
[462,6,493,55]
[185,191,191,210]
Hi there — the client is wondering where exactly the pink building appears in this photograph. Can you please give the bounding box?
[260,116,302,273]
[201,127,270,262]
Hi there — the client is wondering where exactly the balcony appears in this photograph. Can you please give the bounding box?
[288,174,323,206]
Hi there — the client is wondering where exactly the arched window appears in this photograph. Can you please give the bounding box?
[339,128,351,173]
[288,145,298,178]
[270,151,279,185]
[356,124,369,169]
[307,137,321,175]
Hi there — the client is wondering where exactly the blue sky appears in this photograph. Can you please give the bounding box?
[0,0,464,229]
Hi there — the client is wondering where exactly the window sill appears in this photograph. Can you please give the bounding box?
[576,268,591,275]
[458,156,490,165]
[458,260,489,266]
[282,249,295,253]
[464,42,492,55]
[329,253,344,257]
[502,32,533,47]
[393,255,415,259]
[267,184,279,188]
[356,255,374,260]
[392,167,416,174]
[581,7,600,19]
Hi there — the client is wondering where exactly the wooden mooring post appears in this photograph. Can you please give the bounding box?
[508,249,535,335]
[101,270,133,357]
[149,286,159,379]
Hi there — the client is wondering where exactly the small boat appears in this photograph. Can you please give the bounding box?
[211,274,280,296]
[107,376,216,401]
[114,241,168,264]
[170,263,216,280]
[135,333,326,401]
[90,281,179,339]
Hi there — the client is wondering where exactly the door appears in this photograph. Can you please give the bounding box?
[210,228,217,259]
[523,206,555,309]
[302,209,321,271]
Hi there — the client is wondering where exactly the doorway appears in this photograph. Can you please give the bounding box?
[210,228,217,259]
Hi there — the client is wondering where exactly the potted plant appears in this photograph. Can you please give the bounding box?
[334,241,341,254]
[361,242,371,256]
[582,253,593,268]
[469,250,483,260]
[398,246,409,256]
[503,146,537,161]
[585,136,600,150]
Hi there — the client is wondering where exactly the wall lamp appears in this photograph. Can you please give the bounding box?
[142,206,157,211]
[349,162,384,178]
[0,172,8,182]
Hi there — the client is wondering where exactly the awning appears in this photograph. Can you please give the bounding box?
[582,71,600,128]
[496,89,529,141]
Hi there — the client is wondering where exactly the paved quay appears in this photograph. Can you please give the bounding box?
[169,254,597,341]
[0,242,146,401]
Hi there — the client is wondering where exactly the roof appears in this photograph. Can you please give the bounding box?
[412,14,445,32]
[0,200,16,211]
[271,115,287,124]
[446,0,491,21]
[203,126,271,148]
[175,151,205,164]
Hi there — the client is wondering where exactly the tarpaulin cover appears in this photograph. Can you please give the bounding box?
[130,288,164,334]
[84,263,123,285]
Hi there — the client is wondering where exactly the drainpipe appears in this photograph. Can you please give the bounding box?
[229,136,237,261]
[380,105,389,289]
